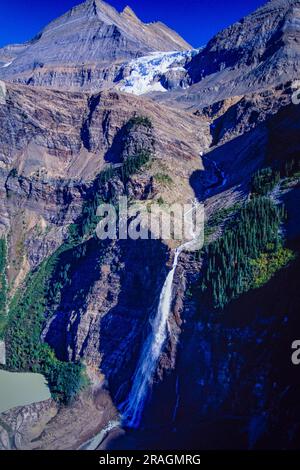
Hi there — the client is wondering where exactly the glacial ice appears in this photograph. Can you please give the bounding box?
[119,49,199,96]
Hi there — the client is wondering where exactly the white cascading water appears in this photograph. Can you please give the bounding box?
[121,233,196,428]
[121,246,182,427]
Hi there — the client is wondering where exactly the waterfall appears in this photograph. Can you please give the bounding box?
[121,238,194,429]
[121,246,182,428]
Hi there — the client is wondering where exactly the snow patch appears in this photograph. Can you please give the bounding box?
[1,61,13,68]
[119,49,200,96]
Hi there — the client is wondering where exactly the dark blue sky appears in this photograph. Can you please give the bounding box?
[0,0,266,48]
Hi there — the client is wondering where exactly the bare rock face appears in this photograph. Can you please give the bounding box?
[0,0,191,91]
[0,83,206,180]
[158,0,300,108]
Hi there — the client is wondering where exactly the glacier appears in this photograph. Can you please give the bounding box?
[118,49,200,96]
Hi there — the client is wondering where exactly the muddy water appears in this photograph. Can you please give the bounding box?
[0,370,50,413]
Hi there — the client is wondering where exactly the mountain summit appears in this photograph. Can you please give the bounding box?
[0,0,191,90]
[121,5,141,23]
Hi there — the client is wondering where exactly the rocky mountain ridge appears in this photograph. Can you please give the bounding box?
[1,0,300,101]
[155,0,300,108]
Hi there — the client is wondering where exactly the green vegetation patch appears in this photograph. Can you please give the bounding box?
[70,117,153,241]
[201,197,285,309]
[204,203,241,245]
[251,167,280,197]
[251,246,295,289]
[196,162,298,309]
[157,196,165,206]
[0,238,7,337]
[154,173,174,187]
[127,116,153,130]
[121,150,151,183]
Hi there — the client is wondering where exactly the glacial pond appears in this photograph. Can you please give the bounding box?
[0,369,51,414]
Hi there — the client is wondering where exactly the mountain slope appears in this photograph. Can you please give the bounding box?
[156,0,300,108]
[0,82,209,288]
[0,0,191,91]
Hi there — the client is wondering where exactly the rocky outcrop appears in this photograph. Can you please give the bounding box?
[203,82,294,146]
[43,237,170,402]
[185,81,300,205]
[0,83,207,180]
